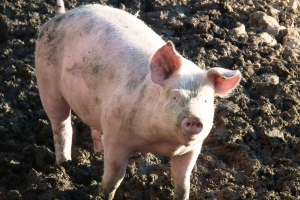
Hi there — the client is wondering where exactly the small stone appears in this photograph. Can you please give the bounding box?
[266,5,280,16]
[263,128,285,141]
[289,0,300,13]
[249,11,284,39]
[284,28,300,38]
[230,24,246,37]
[278,1,288,7]
[283,46,297,58]
[260,73,279,85]
[184,17,200,28]
[119,3,125,10]
[258,14,279,29]
[259,32,277,46]
[267,25,286,37]
[249,11,266,26]
[293,48,300,57]
[283,36,300,48]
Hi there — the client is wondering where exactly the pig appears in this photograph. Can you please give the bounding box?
[35,0,241,199]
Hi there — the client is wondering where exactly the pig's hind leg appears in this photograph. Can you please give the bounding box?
[37,80,73,165]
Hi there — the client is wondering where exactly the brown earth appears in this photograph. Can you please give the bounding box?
[0,0,300,199]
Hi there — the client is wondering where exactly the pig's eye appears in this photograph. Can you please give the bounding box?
[172,96,178,102]
[170,91,184,104]
[171,92,180,103]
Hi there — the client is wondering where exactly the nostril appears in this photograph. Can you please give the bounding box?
[182,117,203,135]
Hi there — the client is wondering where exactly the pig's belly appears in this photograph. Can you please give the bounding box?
[59,73,105,131]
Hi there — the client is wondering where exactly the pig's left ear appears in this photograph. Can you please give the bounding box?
[207,67,241,97]
[150,41,182,85]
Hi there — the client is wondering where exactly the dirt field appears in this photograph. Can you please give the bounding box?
[0,0,299,199]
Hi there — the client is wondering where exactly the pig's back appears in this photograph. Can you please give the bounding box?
[80,5,165,53]
[39,4,165,83]
[37,4,165,75]
[61,4,165,67]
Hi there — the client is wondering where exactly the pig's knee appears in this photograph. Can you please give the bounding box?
[44,95,71,124]
[91,128,103,154]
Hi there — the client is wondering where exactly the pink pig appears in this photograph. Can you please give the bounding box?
[35,0,241,199]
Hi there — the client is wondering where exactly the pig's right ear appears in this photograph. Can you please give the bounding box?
[150,41,182,85]
[207,67,241,97]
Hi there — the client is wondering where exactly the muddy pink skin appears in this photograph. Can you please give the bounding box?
[35,2,241,200]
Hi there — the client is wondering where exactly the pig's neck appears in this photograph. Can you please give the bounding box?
[129,76,162,132]
[125,77,181,156]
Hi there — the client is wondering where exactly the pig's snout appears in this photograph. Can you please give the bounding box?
[182,117,203,135]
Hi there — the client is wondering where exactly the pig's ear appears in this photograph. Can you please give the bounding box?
[150,41,182,85]
[207,67,241,97]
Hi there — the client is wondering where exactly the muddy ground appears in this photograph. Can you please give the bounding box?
[0,0,300,199]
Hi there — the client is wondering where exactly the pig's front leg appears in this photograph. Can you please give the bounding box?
[100,142,131,200]
[171,147,202,200]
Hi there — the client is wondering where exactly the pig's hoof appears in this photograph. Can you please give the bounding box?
[94,151,104,156]
[60,160,74,170]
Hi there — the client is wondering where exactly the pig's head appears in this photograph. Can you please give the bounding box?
[149,41,241,146]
